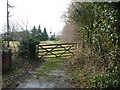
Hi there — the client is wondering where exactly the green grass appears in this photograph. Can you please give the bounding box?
[46,58,63,63]
[40,41,61,44]
[34,58,64,81]
[42,62,62,70]
[53,41,61,44]
[41,58,63,70]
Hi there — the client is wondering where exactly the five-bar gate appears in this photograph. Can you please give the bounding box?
[37,43,77,59]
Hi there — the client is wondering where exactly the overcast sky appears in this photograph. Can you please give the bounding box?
[0,0,71,34]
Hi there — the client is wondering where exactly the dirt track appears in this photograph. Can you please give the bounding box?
[16,59,76,88]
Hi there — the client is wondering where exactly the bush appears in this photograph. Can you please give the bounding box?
[93,66,120,88]
[18,36,39,60]
[93,72,120,88]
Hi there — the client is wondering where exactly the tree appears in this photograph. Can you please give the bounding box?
[31,26,37,39]
[18,36,39,60]
[50,33,56,41]
[42,28,48,41]
[62,2,120,88]
[37,25,42,41]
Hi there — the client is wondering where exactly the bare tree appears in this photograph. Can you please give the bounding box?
[61,3,81,43]
[14,18,31,39]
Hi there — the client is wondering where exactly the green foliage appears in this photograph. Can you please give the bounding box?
[65,2,120,88]
[42,28,48,41]
[93,73,120,88]
[31,25,49,41]
[50,33,56,41]
[0,38,3,49]
[31,26,38,39]
[69,2,120,55]
[18,36,39,60]
[37,25,42,40]
[50,35,56,41]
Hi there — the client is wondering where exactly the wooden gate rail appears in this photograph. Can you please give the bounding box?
[37,42,77,59]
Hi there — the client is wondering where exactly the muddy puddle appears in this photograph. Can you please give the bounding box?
[17,78,55,88]
[16,69,75,88]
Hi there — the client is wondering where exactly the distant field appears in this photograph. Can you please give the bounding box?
[4,41,61,46]
[40,41,61,44]
[2,41,61,52]
[9,41,20,47]
[9,41,20,52]
[8,41,61,49]
[2,41,20,53]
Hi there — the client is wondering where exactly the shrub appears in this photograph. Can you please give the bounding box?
[18,36,39,60]
[93,72,120,88]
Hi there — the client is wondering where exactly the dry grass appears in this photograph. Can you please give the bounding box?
[65,47,114,88]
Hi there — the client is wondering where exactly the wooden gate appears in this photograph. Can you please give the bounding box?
[37,43,77,59]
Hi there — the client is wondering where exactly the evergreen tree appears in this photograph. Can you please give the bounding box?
[50,33,56,41]
[31,26,37,38]
[42,28,48,41]
[37,25,42,41]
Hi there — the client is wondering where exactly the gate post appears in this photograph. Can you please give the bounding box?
[2,49,12,74]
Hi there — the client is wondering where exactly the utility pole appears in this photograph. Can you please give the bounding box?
[7,0,10,47]
[6,0,14,47]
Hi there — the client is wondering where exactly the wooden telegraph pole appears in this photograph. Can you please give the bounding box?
[6,0,14,47]
[7,0,10,47]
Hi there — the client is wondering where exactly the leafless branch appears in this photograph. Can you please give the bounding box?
[15,20,25,31]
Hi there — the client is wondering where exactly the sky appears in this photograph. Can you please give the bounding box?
[0,0,71,35]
